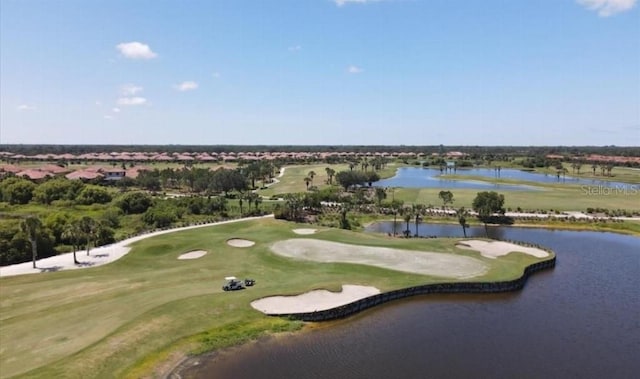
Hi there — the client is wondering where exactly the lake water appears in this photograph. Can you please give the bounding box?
[178,225,640,379]
[374,167,638,190]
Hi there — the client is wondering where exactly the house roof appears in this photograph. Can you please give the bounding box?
[17,169,52,180]
[66,170,104,180]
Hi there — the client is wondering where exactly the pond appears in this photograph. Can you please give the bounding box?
[374,167,638,190]
[178,225,640,379]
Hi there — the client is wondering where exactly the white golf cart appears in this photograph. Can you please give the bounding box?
[222,276,245,291]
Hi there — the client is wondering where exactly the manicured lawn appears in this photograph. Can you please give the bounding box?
[0,218,550,378]
[393,184,640,212]
[258,163,350,196]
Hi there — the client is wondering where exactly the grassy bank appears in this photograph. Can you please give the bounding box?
[0,218,551,378]
[393,185,639,213]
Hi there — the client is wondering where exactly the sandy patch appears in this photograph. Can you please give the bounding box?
[177,250,207,260]
[456,240,550,259]
[251,284,381,314]
[270,239,488,279]
[227,238,256,248]
[292,228,317,235]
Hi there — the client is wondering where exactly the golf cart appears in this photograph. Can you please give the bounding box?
[222,276,245,291]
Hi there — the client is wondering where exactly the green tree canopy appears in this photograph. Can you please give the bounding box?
[0,177,35,204]
[472,191,505,236]
[117,192,153,214]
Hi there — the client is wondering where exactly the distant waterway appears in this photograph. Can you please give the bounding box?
[178,226,640,379]
[374,167,638,190]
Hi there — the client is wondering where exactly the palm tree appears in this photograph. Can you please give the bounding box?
[403,212,412,237]
[79,216,99,255]
[591,163,597,175]
[62,220,82,264]
[361,158,369,172]
[606,164,614,177]
[575,163,582,175]
[325,167,335,185]
[456,207,469,238]
[21,216,42,269]
[303,176,312,190]
[414,212,422,237]
[308,171,316,186]
[374,187,387,206]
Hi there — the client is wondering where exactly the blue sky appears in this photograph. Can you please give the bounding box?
[1,0,638,146]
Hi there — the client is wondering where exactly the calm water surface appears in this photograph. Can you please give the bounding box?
[181,226,640,379]
[375,167,637,190]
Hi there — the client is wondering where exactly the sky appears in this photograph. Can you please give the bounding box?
[0,0,638,146]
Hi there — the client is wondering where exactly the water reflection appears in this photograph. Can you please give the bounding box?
[181,227,640,379]
[375,167,637,190]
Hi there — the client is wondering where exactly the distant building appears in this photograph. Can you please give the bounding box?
[102,168,126,181]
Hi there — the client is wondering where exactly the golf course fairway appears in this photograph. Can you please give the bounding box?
[0,217,554,378]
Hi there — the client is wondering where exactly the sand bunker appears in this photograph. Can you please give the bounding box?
[227,238,256,247]
[456,240,550,259]
[251,284,381,314]
[292,228,317,235]
[177,250,208,260]
[270,239,489,279]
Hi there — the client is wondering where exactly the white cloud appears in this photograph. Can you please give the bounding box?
[112,107,121,113]
[288,45,302,52]
[117,97,147,106]
[334,0,380,6]
[16,104,36,111]
[175,81,198,91]
[116,42,158,59]
[95,101,102,107]
[577,0,636,16]
[212,72,221,78]
[347,65,363,74]
[103,115,114,120]
[121,84,143,95]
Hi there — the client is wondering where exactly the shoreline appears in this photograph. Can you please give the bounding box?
[363,216,640,237]
[168,253,556,378]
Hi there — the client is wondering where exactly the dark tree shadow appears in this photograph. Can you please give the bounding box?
[39,266,63,273]
[75,261,96,267]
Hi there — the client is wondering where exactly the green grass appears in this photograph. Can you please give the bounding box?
[258,164,349,196]
[392,183,640,212]
[0,218,551,378]
[258,163,402,197]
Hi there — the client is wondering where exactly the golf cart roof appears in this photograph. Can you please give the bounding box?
[224,276,238,280]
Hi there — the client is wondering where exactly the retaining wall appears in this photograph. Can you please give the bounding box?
[270,256,556,322]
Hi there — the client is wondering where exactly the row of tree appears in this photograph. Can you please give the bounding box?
[1,215,114,267]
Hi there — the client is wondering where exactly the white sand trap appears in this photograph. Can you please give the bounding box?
[271,239,489,279]
[251,284,381,314]
[227,238,256,247]
[178,250,207,260]
[456,240,550,259]
[292,228,317,235]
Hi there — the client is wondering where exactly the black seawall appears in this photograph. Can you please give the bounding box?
[269,256,556,322]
